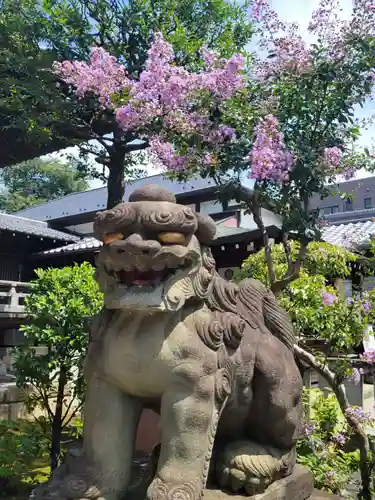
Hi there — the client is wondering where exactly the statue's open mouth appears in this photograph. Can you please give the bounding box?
[115,269,171,287]
[104,257,195,288]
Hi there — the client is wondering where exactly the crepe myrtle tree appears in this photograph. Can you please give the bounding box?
[53,0,375,278]
[51,1,375,494]
[52,32,248,208]
[12,263,103,472]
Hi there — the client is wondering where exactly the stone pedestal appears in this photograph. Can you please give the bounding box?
[204,466,314,500]
[127,463,343,500]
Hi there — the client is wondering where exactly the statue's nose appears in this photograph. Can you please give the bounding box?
[119,233,161,256]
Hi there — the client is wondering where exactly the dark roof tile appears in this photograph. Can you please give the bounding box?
[0,213,79,242]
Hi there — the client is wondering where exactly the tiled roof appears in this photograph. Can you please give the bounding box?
[42,236,100,255]
[322,221,375,250]
[40,225,259,256]
[0,213,79,242]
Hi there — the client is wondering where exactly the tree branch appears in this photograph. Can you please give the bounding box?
[62,402,83,429]
[271,238,309,294]
[35,386,54,421]
[282,232,293,268]
[78,146,102,156]
[249,193,276,286]
[228,184,277,287]
[61,393,77,426]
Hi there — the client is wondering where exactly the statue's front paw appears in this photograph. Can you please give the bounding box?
[33,473,104,500]
[146,476,203,500]
[32,451,105,500]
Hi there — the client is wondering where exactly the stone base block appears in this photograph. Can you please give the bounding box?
[204,466,314,500]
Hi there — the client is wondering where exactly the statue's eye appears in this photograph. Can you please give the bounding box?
[157,232,186,245]
[103,232,123,244]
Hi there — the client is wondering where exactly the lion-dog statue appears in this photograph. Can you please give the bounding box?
[33,184,303,500]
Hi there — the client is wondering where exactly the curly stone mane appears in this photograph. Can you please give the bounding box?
[205,273,295,351]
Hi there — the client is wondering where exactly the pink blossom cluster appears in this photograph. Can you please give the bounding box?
[322,291,337,306]
[54,33,244,172]
[52,47,129,107]
[251,0,375,79]
[251,0,311,78]
[360,348,375,364]
[308,0,340,36]
[323,147,342,169]
[249,115,294,183]
[148,138,188,173]
[256,33,312,79]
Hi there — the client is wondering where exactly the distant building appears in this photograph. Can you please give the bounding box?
[310,176,375,225]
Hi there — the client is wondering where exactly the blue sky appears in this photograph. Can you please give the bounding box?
[51,0,374,187]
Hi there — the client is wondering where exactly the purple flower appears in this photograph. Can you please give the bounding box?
[348,368,361,386]
[342,167,356,181]
[360,348,375,365]
[345,406,372,424]
[149,137,188,173]
[324,147,342,169]
[249,115,294,183]
[363,300,373,313]
[53,31,245,176]
[324,470,337,483]
[322,291,337,306]
[331,433,346,445]
[201,48,219,68]
[302,422,316,438]
[52,47,129,107]
[251,0,312,78]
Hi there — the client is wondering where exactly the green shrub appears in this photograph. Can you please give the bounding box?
[0,420,50,496]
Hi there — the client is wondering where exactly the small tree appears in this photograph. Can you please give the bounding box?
[13,263,103,471]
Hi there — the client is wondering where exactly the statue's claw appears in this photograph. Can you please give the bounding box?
[217,440,292,497]
[219,464,272,495]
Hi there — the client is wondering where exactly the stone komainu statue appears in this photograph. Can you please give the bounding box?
[34,185,303,500]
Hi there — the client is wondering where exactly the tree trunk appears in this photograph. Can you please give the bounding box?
[106,157,126,209]
[50,367,67,471]
[106,130,127,209]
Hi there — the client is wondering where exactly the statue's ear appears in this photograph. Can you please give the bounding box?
[195,213,216,244]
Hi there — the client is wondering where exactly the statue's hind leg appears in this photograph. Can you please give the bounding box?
[216,335,302,495]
